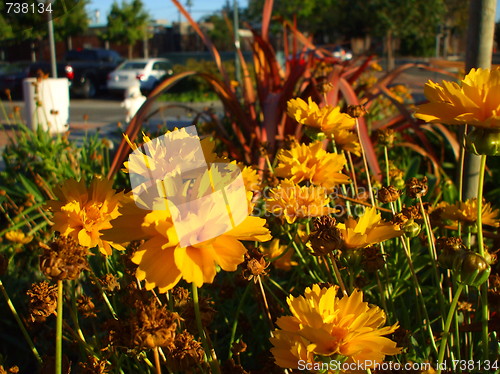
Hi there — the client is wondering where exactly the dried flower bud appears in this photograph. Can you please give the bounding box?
[40,236,89,281]
[457,301,475,312]
[242,249,269,282]
[308,216,343,256]
[361,246,386,273]
[406,176,428,199]
[392,213,409,226]
[77,295,97,318]
[377,129,396,148]
[100,273,120,293]
[221,358,249,374]
[165,331,205,372]
[317,81,334,94]
[178,296,216,334]
[231,340,248,355]
[172,286,190,309]
[436,237,467,269]
[454,252,491,287]
[27,281,58,323]
[401,205,421,220]
[345,105,367,118]
[377,186,401,204]
[78,356,109,374]
[0,365,19,374]
[133,299,180,349]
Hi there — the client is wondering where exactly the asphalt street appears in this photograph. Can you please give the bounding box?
[6,97,223,127]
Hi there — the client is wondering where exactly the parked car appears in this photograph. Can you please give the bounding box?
[28,48,124,98]
[0,62,32,99]
[65,48,124,98]
[107,58,173,96]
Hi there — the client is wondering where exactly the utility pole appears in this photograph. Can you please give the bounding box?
[233,0,241,84]
[39,0,57,77]
[461,0,497,199]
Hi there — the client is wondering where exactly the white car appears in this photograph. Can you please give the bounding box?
[107,58,173,95]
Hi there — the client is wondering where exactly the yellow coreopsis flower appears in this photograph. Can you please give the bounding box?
[261,238,298,271]
[275,140,350,190]
[45,178,126,255]
[441,198,500,227]
[270,284,401,370]
[287,97,360,155]
[336,207,403,249]
[240,164,261,192]
[5,230,33,244]
[104,191,271,292]
[414,67,500,128]
[265,179,337,224]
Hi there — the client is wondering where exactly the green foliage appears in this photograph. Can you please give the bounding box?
[0,123,111,205]
[53,0,90,43]
[103,0,149,57]
[169,59,237,93]
[0,0,86,43]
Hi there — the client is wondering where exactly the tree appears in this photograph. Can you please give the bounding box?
[104,0,150,58]
[54,0,90,50]
[0,0,87,60]
[371,0,445,69]
[247,0,339,44]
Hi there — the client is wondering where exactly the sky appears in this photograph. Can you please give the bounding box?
[88,0,500,25]
[88,0,246,25]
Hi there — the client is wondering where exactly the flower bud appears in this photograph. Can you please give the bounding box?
[436,237,466,269]
[465,127,500,156]
[391,176,406,190]
[454,252,491,287]
[406,176,428,199]
[345,105,367,118]
[377,186,401,204]
[377,129,396,148]
[402,219,421,238]
[308,216,343,256]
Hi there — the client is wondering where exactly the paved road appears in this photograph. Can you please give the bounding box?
[5,97,223,127]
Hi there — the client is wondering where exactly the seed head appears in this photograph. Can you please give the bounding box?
[308,216,343,256]
[406,176,428,199]
[377,186,401,204]
[27,281,58,323]
[39,236,89,281]
[165,331,205,372]
[345,104,367,118]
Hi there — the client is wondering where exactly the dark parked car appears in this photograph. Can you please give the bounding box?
[64,48,124,98]
[0,62,31,99]
[28,48,124,98]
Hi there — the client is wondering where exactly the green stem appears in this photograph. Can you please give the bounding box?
[401,237,439,356]
[437,284,464,374]
[285,231,322,282]
[191,284,221,374]
[355,118,375,207]
[476,154,486,258]
[228,283,252,359]
[476,154,489,360]
[0,279,42,364]
[154,346,162,374]
[383,145,390,185]
[329,253,348,296]
[418,196,447,321]
[56,280,64,374]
